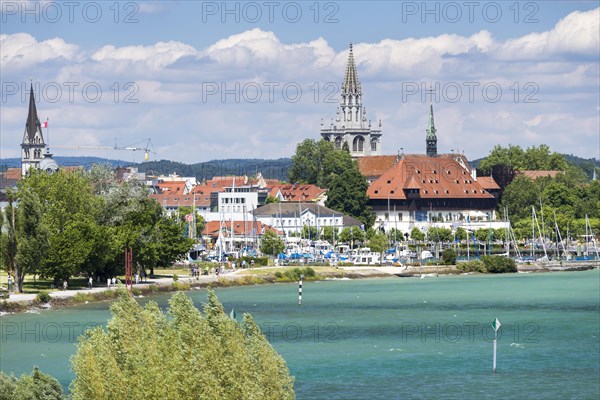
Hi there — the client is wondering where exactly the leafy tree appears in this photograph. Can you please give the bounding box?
[14,189,49,292]
[410,227,425,242]
[1,193,18,280]
[338,227,365,246]
[301,225,318,240]
[265,195,280,204]
[499,175,539,221]
[326,168,375,228]
[441,249,457,265]
[70,291,295,399]
[322,226,336,243]
[368,233,388,265]
[19,169,103,284]
[427,227,452,243]
[455,227,467,241]
[288,139,322,185]
[0,367,65,400]
[260,230,285,257]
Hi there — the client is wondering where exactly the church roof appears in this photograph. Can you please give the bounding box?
[367,155,494,200]
[342,43,361,95]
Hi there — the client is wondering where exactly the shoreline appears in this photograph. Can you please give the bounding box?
[2,262,598,315]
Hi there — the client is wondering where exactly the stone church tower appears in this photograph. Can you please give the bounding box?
[320,44,382,157]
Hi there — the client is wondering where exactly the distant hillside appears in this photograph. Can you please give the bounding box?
[1,156,293,181]
[472,154,599,179]
[0,156,130,170]
[135,158,292,181]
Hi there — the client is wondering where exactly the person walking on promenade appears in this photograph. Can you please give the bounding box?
[88,276,93,289]
[111,277,116,288]
[107,278,110,288]
[63,280,68,291]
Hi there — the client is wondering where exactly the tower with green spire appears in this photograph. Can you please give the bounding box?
[320,43,382,157]
[425,104,437,157]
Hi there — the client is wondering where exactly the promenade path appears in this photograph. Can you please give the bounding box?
[3,269,244,303]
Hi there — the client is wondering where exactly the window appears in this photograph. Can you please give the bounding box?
[335,136,343,149]
[398,213,403,221]
[353,136,364,152]
[370,138,378,152]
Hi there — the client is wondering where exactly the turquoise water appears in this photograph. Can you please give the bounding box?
[1,270,599,399]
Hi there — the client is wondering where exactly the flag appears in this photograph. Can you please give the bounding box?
[229,308,236,320]
[492,318,501,332]
[41,121,48,128]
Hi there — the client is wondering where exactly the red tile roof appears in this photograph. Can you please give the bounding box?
[477,176,500,190]
[202,220,281,238]
[272,184,327,202]
[357,155,398,178]
[149,192,209,208]
[367,155,494,200]
[156,181,187,194]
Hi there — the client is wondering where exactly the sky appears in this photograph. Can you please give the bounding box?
[1,1,599,166]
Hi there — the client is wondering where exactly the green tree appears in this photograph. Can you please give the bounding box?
[260,230,285,257]
[326,168,375,228]
[14,189,48,293]
[70,291,295,399]
[0,367,65,400]
[441,249,457,265]
[265,195,280,204]
[368,233,388,265]
[410,227,425,242]
[322,226,336,243]
[455,227,467,241]
[338,227,365,247]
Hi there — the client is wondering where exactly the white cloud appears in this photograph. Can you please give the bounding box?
[0,33,80,71]
[1,8,599,163]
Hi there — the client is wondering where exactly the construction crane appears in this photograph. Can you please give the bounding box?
[52,138,156,161]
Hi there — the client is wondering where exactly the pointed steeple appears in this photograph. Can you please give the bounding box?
[425,104,438,157]
[426,104,436,139]
[25,83,44,144]
[21,82,50,176]
[320,42,382,157]
[342,43,361,95]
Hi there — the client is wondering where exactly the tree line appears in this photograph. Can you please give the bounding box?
[0,165,193,293]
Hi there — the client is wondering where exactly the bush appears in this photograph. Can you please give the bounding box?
[171,281,190,291]
[274,272,283,279]
[481,255,517,273]
[70,291,295,399]
[1,367,65,400]
[148,284,159,292]
[35,291,51,304]
[173,274,179,282]
[132,288,142,296]
[457,260,486,273]
[441,249,457,265]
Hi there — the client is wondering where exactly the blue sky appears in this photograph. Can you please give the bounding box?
[1,1,599,165]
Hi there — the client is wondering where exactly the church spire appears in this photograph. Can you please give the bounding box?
[342,43,361,95]
[21,82,50,176]
[426,103,438,157]
[320,43,382,157]
[25,83,44,144]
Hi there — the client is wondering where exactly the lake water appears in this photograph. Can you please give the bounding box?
[1,270,599,399]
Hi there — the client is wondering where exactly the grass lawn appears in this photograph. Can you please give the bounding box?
[0,266,192,294]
